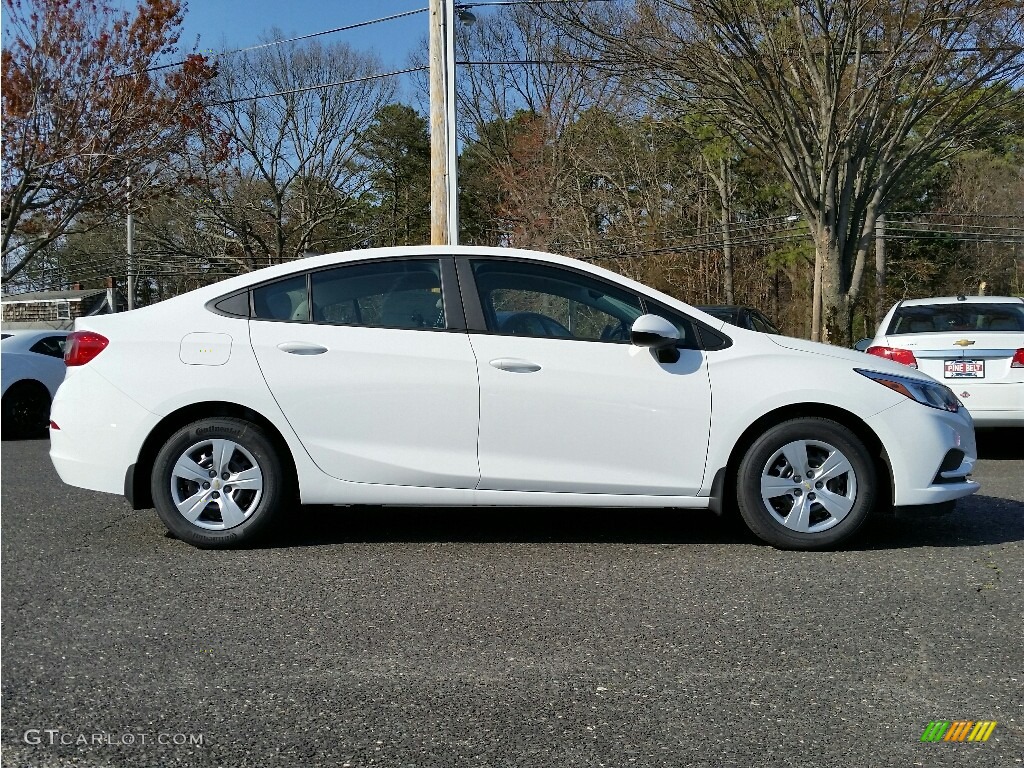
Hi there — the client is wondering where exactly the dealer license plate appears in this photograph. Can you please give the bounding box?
[944,359,984,378]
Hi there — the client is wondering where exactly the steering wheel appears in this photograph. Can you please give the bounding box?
[601,319,630,341]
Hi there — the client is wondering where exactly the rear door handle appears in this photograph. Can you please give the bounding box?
[489,358,542,373]
[277,342,328,355]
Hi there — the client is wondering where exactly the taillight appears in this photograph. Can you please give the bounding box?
[1012,349,1024,368]
[865,346,918,368]
[64,331,109,366]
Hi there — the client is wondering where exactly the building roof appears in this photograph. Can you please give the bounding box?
[0,288,108,303]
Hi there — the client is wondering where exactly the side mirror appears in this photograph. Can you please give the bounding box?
[631,314,681,363]
[853,338,872,352]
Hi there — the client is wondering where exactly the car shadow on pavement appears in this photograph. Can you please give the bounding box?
[263,495,1024,550]
[271,505,757,548]
[976,428,1024,460]
[849,495,1024,551]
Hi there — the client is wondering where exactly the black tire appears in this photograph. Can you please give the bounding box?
[151,417,288,548]
[2,381,51,440]
[736,417,876,550]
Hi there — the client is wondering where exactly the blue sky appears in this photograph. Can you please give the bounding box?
[1,1,521,105]
[178,0,429,69]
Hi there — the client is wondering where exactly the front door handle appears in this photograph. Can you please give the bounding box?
[489,357,542,373]
[277,341,328,355]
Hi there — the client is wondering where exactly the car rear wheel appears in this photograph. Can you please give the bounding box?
[1,381,51,440]
[151,418,287,548]
[736,417,876,550]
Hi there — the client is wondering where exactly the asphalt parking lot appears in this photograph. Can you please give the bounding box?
[2,434,1022,768]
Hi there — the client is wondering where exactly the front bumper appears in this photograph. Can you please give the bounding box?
[867,400,980,507]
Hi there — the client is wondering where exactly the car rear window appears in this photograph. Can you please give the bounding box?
[29,336,67,358]
[887,303,1024,334]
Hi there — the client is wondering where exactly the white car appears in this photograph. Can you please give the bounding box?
[49,247,979,550]
[866,296,1024,427]
[2,329,70,439]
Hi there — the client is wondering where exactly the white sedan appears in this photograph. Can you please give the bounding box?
[2,329,69,439]
[50,247,979,550]
[866,296,1024,427]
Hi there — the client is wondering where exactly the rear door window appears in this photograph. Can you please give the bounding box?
[310,259,445,329]
[252,275,309,322]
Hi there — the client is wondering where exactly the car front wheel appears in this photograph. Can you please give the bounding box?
[151,417,287,548]
[736,417,876,550]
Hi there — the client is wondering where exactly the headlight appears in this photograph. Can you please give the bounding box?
[855,369,962,413]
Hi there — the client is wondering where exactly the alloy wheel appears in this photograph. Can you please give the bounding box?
[169,438,264,530]
[759,439,858,533]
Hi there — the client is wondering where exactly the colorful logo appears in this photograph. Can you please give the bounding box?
[920,721,997,742]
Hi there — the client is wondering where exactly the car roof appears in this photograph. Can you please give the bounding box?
[164,245,724,322]
[896,296,1023,307]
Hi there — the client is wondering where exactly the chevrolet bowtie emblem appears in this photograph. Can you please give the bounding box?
[954,339,975,346]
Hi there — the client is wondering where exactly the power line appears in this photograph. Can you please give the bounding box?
[206,55,624,105]
[462,0,620,6]
[459,59,607,65]
[209,66,427,105]
[113,7,430,79]
[889,211,1023,219]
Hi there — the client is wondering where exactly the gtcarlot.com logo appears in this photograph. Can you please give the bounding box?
[24,729,204,747]
[920,721,997,742]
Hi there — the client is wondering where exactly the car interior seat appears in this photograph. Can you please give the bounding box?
[987,317,1018,331]
[380,290,443,328]
[290,299,309,322]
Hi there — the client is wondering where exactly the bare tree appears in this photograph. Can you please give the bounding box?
[455,5,621,250]
[552,0,1024,343]
[145,34,393,272]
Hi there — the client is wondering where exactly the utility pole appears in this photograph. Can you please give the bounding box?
[429,0,461,246]
[874,213,885,327]
[428,0,449,246]
[444,0,458,244]
[126,176,134,311]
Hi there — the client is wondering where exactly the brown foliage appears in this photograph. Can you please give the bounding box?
[1,0,216,280]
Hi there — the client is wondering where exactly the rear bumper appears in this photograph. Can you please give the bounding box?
[49,368,158,496]
[957,380,1023,426]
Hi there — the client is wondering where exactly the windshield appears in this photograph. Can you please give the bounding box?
[887,303,1024,334]
[699,307,740,325]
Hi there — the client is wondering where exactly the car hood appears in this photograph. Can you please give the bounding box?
[767,334,937,381]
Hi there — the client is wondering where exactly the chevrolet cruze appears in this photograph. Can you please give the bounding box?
[50,247,979,549]
[866,295,1024,427]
